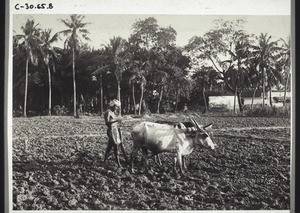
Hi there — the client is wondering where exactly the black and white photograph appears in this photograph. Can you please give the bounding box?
[6,0,293,212]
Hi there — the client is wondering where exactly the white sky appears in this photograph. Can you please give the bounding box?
[13,14,291,49]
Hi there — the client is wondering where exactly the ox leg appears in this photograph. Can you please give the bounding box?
[142,147,151,171]
[173,156,177,173]
[130,148,139,173]
[182,156,187,171]
[173,157,177,172]
[177,153,184,174]
[154,155,161,165]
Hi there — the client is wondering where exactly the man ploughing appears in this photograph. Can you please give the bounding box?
[103,99,128,168]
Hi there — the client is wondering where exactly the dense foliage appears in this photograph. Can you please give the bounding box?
[13,16,291,116]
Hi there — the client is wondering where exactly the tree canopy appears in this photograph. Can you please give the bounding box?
[13,16,291,116]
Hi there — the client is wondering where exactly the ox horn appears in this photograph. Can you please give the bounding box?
[203,123,213,130]
[189,117,202,130]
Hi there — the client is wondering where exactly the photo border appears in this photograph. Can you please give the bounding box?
[5,0,294,212]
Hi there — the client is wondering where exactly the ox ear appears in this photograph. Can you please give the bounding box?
[203,123,213,130]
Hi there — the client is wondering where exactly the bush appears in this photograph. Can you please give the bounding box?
[244,105,290,117]
[13,109,23,117]
[53,105,70,115]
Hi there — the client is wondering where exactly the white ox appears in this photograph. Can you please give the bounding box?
[130,118,215,173]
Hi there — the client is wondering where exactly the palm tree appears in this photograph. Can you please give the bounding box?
[155,70,168,113]
[192,67,219,113]
[14,19,41,117]
[265,61,284,106]
[227,36,252,113]
[279,38,291,106]
[60,14,90,116]
[247,59,261,110]
[129,64,148,115]
[137,73,147,115]
[252,33,280,107]
[91,64,110,114]
[171,68,187,112]
[105,36,130,114]
[129,67,139,114]
[40,29,59,115]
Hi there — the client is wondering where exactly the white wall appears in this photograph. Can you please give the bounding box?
[209,96,238,109]
[272,91,291,97]
[209,96,286,109]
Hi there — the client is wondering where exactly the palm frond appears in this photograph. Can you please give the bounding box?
[13,34,25,39]
[49,32,59,43]
[81,34,91,41]
[79,29,89,34]
[91,65,110,76]
[59,29,72,36]
[78,22,91,28]
[61,19,73,28]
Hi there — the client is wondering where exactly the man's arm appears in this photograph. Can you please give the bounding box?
[104,111,121,125]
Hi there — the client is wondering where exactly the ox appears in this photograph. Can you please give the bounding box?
[130,118,215,173]
[152,121,195,165]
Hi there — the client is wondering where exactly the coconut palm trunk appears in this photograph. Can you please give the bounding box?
[72,46,77,117]
[283,72,289,107]
[269,87,272,106]
[127,96,130,113]
[156,85,164,113]
[233,89,237,113]
[100,76,104,114]
[132,83,137,114]
[251,86,257,110]
[174,88,180,112]
[237,91,243,113]
[24,58,29,117]
[47,64,52,115]
[117,80,122,115]
[262,66,266,107]
[138,83,144,115]
[202,87,207,113]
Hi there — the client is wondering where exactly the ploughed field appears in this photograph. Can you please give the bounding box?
[12,114,291,210]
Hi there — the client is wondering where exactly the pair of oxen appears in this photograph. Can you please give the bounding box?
[109,118,216,174]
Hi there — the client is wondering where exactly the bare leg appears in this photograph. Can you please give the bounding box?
[113,143,122,168]
[104,140,113,163]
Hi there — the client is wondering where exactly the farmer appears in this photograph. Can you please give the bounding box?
[103,99,128,168]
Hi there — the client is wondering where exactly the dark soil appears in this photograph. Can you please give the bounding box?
[12,114,291,210]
